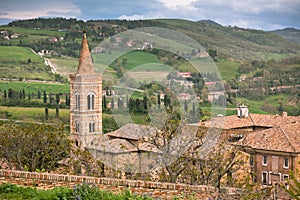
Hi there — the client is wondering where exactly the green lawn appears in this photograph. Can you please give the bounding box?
[0,106,70,124]
[121,51,161,70]
[0,81,69,94]
[216,60,241,80]
[0,46,42,63]
[0,26,65,37]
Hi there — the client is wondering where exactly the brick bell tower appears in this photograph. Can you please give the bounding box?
[69,31,102,148]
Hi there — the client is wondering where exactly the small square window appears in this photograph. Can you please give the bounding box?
[283,174,289,181]
[283,157,289,168]
[262,155,267,166]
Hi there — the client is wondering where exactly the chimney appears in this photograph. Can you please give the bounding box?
[237,105,249,118]
[281,111,288,117]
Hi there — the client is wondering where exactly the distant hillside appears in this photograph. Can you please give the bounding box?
[151,19,300,61]
[270,28,300,44]
[1,18,300,82]
[0,46,64,81]
[2,18,300,62]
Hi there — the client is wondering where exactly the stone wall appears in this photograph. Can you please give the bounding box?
[0,169,242,199]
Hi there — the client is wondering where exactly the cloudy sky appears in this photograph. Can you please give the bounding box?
[0,0,299,30]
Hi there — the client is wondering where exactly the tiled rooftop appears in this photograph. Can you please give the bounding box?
[202,113,300,130]
[107,123,155,140]
[93,138,138,153]
[237,122,300,153]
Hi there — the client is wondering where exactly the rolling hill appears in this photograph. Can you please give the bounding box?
[270,28,300,44]
[0,18,300,82]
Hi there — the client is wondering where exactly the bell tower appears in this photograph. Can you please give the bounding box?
[69,32,102,148]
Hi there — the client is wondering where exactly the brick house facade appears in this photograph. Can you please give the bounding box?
[237,123,300,186]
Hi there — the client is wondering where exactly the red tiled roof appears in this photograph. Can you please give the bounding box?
[202,113,300,130]
[237,123,300,153]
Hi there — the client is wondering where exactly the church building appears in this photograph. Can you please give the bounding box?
[69,32,102,148]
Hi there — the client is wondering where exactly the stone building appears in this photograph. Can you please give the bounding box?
[69,32,103,148]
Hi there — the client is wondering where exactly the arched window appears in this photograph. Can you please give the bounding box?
[75,94,80,110]
[89,122,95,133]
[87,93,95,110]
[75,122,80,133]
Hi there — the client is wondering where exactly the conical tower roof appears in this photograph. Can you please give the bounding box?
[77,31,94,74]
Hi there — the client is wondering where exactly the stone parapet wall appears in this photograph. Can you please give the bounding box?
[0,169,242,199]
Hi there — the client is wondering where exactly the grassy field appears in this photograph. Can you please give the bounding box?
[0,26,65,37]
[236,94,298,115]
[48,56,78,77]
[0,46,56,80]
[0,46,42,63]
[216,60,241,80]
[0,81,69,94]
[0,26,65,46]
[121,51,161,70]
[0,106,70,124]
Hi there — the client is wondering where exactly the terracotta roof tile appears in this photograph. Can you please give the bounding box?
[202,113,300,129]
[238,123,300,153]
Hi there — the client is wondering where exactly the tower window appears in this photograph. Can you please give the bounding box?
[75,122,80,133]
[87,93,95,110]
[75,94,80,110]
[89,122,95,133]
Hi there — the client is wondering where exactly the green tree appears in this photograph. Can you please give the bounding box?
[45,107,49,120]
[283,170,300,199]
[103,95,107,109]
[55,94,60,105]
[43,91,47,104]
[208,49,217,60]
[0,123,70,172]
[55,104,59,117]
[37,90,41,99]
[157,93,161,109]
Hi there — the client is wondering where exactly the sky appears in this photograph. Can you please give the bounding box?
[0,0,299,30]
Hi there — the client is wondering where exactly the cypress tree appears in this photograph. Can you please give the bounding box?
[157,93,161,109]
[22,89,25,99]
[55,94,60,105]
[45,107,49,120]
[103,95,107,109]
[143,96,148,111]
[55,104,59,117]
[43,91,47,104]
